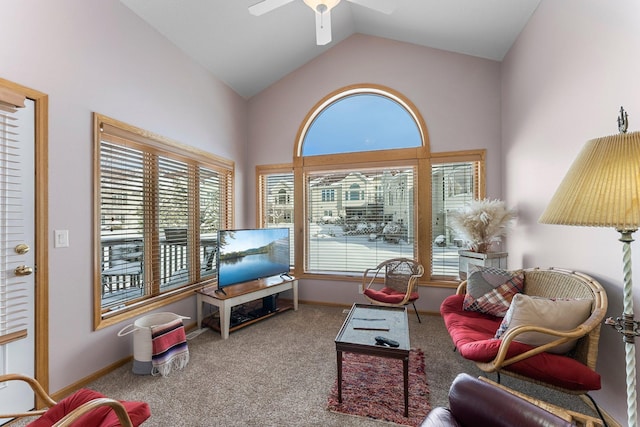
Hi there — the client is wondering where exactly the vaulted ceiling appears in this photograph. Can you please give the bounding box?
[121,0,541,98]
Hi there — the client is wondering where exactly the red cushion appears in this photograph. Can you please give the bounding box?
[440,294,601,392]
[28,388,150,427]
[364,287,418,304]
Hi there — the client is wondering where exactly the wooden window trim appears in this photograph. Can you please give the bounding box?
[93,113,234,330]
[292,84,431,280]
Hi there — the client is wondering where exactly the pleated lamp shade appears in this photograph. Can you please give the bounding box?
[539,131,640,230]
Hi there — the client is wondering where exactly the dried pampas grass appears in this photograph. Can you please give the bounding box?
[449,199,517,253]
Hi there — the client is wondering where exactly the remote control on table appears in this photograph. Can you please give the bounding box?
[375,336,400,347]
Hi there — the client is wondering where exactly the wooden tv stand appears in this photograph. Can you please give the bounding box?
[196,275,298,339]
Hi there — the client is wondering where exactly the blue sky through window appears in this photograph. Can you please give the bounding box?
[302,94,422,156]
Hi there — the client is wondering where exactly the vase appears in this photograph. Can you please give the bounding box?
[458,250,508,280]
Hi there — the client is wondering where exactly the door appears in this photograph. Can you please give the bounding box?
[0,82,42,425]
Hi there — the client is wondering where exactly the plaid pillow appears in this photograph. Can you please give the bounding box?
[463,265,524,317]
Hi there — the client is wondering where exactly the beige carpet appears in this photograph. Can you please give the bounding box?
[9,303,601,426]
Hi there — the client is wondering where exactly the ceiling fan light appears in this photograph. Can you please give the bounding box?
[303,0,341,13]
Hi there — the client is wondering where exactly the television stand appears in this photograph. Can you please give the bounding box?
[196,275,298,339]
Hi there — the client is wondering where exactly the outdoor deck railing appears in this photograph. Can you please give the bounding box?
[100,233,216,296]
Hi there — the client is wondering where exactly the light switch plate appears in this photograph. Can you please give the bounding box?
[54,230,69,248]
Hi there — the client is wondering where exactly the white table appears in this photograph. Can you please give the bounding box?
[196,275,298,339]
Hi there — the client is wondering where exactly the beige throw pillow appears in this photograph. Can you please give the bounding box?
[494,293,593,354]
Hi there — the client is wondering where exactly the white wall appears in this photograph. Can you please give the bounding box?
[1,0,246,392]
[502,0,640,422]
[246,34,503,313]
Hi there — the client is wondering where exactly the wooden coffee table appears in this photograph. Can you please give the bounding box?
[335,303,410,417]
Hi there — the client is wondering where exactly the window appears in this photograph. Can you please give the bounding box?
[256,165,295,268]
[431,153,485,279]
[302,92,421,156]
[288,84,485,283]
[277,189,289,205]
[256,85,485,284]
[294,85,427,278]
[306,167,416,274]
[347,183,363,201]
[94,113,234,328]
[321,189,335,202]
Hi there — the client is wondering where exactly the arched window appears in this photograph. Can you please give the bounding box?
[278,188,288,205]
[347,183,362,201]
[293,85,430,276]
[258,85,485,282]
[303,93,421,156]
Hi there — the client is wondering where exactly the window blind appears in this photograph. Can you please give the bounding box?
[258,170,294,266]
[96,113,234,317]
[199,166,229,280]
[0,88,27,346]
[99,139,147,310]
[305,166,416,275]
[431,161,480,278]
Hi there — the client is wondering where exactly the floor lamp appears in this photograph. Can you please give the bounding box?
[539,107,640,427]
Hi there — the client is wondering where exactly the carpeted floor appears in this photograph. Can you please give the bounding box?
[8,303,602,426]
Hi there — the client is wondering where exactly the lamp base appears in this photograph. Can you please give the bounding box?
[605,314,640,343]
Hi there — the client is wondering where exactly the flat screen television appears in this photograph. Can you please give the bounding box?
[216,228,291,290]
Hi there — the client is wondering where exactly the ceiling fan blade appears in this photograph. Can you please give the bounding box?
[346,0,396,14]
[248,0,295,16]
[315,9,332,45]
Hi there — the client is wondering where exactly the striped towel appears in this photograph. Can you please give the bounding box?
[150,317,189,377]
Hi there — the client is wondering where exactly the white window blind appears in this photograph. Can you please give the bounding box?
[97,114,234,317]
[305,166,416,275]
[258,170,294,266]
[0,88,27,346]
[431,161,481,278]
[200,166,228,280]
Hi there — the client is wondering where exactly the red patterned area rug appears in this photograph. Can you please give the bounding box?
[327,348,431,426]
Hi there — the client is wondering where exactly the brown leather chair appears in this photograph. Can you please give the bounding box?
[422,373,603,427]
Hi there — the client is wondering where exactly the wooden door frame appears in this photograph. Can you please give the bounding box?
[0,78,49,402]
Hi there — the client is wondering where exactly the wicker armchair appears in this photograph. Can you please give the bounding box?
[362,257,424,322]
[442,267,608,422]
[456,267,607,387]
[0,373,150,426]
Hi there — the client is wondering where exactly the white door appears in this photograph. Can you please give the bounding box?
[0,95,36,424]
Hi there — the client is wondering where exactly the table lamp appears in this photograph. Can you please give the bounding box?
[539,107,640,427]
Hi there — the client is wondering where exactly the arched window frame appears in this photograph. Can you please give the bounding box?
[293,84,433,281]
[257,84,485,285]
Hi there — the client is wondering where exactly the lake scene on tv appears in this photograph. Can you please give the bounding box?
[217,228,290,288]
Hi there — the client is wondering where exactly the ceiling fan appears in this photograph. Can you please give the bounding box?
[249,0,396,46]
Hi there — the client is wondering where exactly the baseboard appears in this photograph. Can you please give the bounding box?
[50,356,132,401]
[50,322,199,402]
[296,298,442,317]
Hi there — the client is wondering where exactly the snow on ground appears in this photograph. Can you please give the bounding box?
[308,223,459,275]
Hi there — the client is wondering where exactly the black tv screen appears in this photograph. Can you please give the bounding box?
[217,228,290,288]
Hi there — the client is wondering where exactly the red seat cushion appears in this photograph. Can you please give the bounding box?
[28,388,150,427]
[440,294,601,392]
[364,287,418,304]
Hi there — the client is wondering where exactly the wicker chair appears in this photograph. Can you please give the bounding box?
[362,257,424,322]
[443,267,608,421]
[0,373,150,426]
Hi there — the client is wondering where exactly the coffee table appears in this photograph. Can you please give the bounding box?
[335,303,410,417]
